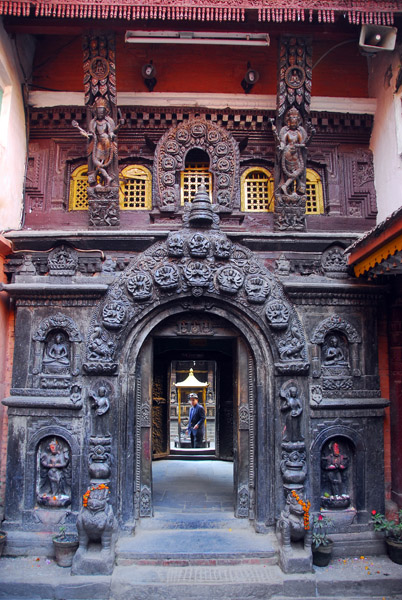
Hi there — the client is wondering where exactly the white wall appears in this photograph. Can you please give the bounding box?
[369,47,402,223]
[0,19,33,231]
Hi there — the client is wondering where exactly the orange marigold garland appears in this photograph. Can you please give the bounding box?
[291,489,311,530]
[82,483,109,507]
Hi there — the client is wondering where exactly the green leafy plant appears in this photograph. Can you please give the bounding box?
[371,509,402,542]
[312,513,334,550]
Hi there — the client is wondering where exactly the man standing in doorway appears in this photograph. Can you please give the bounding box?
[187,392,205,449]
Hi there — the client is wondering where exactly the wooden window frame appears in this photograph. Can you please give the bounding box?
[241,167,274,212]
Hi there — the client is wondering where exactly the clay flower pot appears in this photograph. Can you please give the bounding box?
[0,531,7,557]
[386,538,402,565]
[52,534,79,567]
[312,540,333,567]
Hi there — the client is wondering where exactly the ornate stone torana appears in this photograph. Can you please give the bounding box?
[271,36,314,232]
[73,33,124,228]
[84,187,308,374]
[154,117,239,212]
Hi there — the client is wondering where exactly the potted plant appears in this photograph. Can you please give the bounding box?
[52,526,78,567]
[312,513,334,567]
[0,530,7,558]
[371,509,402,565]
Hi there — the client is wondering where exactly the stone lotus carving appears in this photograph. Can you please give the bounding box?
[72,484,118,576]
[217,266,244,295]
[184,261,211,289]
[189,233,210,258]
[167,234,185,257]
[37,437,71,508]
[321,246,348,278]
[153,264,180,291]
[213,237,232,259]
[245,275,271,304]
[265,301,290,329]
[126,272,153,301]
[102,301,126,330]
[48,245,78,276]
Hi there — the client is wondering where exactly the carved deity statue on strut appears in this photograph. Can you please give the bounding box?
[72,98,124,190]
[270,107,314,196]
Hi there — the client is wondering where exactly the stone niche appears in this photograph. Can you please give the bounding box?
[320,436,354,514]
[310,419,385,530]
[36,435,72,508]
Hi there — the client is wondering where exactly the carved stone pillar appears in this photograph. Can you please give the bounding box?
[81,33,122,228]
[271,36,314,232]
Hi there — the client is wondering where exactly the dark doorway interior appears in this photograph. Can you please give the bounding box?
[152,337,235,461]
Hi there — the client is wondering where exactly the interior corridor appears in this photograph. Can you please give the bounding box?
[152,459,234,513]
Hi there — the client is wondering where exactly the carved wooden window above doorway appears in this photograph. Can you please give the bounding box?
[241,167,274,212]
[180,162,212,205]
[69,164,152,211]
[306,168,324,214]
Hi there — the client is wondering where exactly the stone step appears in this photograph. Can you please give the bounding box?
[115,529,278,565]
[138,510,251,530]
[1,555,402,600]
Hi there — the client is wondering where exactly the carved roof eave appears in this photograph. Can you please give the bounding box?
[1,0,399,25]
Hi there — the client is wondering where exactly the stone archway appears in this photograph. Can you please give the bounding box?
[84,192,310,530]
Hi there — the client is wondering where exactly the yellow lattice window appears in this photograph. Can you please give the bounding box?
[241,167,274,212]
[305,168,324,214]
[119,165,152,210]
[69,165,88,210]
[181,163,212,204]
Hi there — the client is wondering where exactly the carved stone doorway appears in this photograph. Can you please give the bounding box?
[152,335,235,461]
[133,313,258,521]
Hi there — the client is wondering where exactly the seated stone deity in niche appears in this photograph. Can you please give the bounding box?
[321,440,350,509]
[37,437,71,507]
[280,383,304,442]
[42,332,70,374]
[322,334,348,366]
